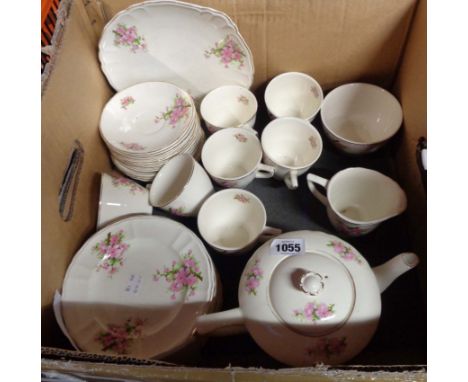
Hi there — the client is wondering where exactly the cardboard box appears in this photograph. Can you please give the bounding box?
[42,0,427,379]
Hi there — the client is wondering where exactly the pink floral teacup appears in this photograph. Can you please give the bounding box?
[201,128,275,188]
[306,168,407,236]
[265,72,323,122]
[200,85,258,134]
[197,189,282,254]
[97,173,152,229]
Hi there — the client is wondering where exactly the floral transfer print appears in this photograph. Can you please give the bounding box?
[120,96,135,110]
[153,250,203,300]
[245,259,263,295]
[234,193,250,203]
[310,86,320,98]
[112,24,147,53]
[111,176,145,194]
[204,35,246,68]
[293,302,335,322]
[168,206,185,216]
[220,180,238,188]
[120,141,145,151]
[95,318,145,354]
[154,94,191,127]
[238,95,249,105]
[92,230,130,276]
[306,337,347,359]
[309,136,318,149]
[234,133,248,143]
[327,240,362,264]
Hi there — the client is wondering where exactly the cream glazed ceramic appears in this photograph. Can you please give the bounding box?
[201,128,275,188]
[197,189,282,254]
[201,85,258,133]
[261,117,323,190]
[265,72,323,121]
[60,216,219,358]
[149,154,214,217]
[195,231,419,366]
[320,83,403,154]
[307,168,407,237]
[97,173,152,229]
[98,0,254,100]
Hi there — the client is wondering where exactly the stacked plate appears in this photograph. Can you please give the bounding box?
[100,81,205,182]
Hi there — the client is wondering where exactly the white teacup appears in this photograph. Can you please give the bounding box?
[261,117,323,190]
[320,83,403,154]
[201,128,275,188]
[97,173,152,229]
[149,154,214,216]
[265,72,323,121]
[306,168,407,237]
[197,189,282,254]
[200,85,258,134]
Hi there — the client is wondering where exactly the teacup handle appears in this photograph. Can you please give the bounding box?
[259,226,282,242]
[306,173,329,206]
[255,163,275,179]
[284,170,298,190]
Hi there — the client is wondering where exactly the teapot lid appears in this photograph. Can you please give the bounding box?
[268,252,355,337]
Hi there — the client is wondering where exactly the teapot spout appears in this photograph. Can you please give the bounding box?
[373,253,419,293]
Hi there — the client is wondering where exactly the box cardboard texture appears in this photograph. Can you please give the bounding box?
[41,0,427,379]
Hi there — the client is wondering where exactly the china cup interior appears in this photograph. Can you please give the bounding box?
[198,190,266,250]
[321,83,403,145]
[149,154,194,207]
[200,85,258,128]
[265,72,323,120]
[202,129,261,179]
[261,117,323,169]
[327,168,407,223]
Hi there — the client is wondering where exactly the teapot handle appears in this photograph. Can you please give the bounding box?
[306,173,329,206]
[195,308,245,336]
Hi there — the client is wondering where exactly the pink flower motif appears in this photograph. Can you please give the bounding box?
[234,133,248,143]
[234,194,250,203]
[245,259,263,295]
[154,94,191,128]
[111,176,145,194]
[112,24,147,53]
[120,96,135,110]
[238,95,249,105]
[92,230,129,276]
[306,337,347,359]
[327,240,362,264]
[293,301,335,321]
[204,35,246,69]
[120,142,145,151]
[153,250,203,300]
[95,318,145,354]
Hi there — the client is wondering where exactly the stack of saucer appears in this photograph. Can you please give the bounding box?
[99,82,205,182]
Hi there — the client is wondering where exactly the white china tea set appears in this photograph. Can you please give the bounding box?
[57,0,419,367]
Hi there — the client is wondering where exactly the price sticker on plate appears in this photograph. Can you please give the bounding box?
[270,238,305,256]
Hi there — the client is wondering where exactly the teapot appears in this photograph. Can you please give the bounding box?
[195,231,419,366]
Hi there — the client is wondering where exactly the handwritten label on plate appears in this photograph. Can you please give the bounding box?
[125,274,142,294]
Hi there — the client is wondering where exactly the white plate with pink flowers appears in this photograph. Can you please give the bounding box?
[98,0,254,101]
[60,215,218,358]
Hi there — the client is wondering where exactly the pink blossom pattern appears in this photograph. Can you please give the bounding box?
[120,141,145,151]
[234,193,250,203]
[154,94,191,127]
[120,96,135,109]
[153,250,203,300]
[92,230,130,276]
[327,240,362,264]
[111,176,145,194]
[306,337,347,359]
[234,133,248,143]
[245,259,263,295]
[309,136,318,148]
[95,318,145,354]
[204,35,246,68]
[293,302,335,322]
[336,222,364,236]
[238,95,249,105]
[220,180,238,188]
[168,206,184,216]
[112,24,147,53]
[310,86,320,98]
